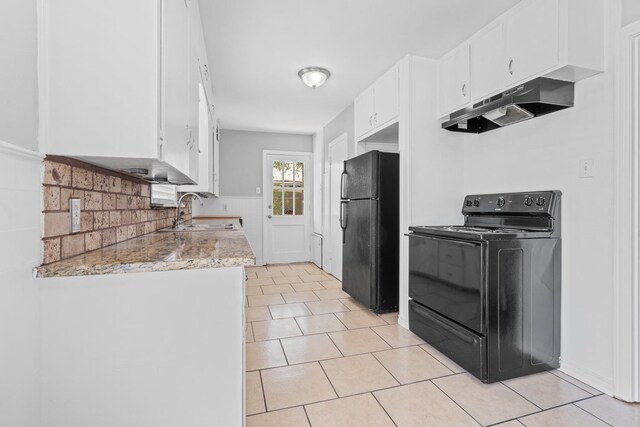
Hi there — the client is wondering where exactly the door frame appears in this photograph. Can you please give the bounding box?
[326,133,348,278]
[262,150,313,265]
[613,20,640,402]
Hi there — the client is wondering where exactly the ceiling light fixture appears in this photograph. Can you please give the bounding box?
[298,67,331,88]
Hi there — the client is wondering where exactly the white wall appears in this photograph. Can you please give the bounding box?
[219,130,313,197]
[622,0,640,27]
[0,143,43,426]
[312,130,324,235]
[0,0,38,151]
[40,267,245,427]
[323,104,355,161]
[193,197,264,264]
[463,71,615,392]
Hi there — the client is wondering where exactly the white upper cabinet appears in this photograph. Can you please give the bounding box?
[162,0,191,179]
[505,0,560,85]
[38,0,213,185]
[354,87,376,139]
[437,0,604,117]
[355,66,400,139]
[470,24,506,100]
[438,44,470,116]
[374,66,400,128]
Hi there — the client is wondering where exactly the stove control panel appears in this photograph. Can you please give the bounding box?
[462,191,561,216]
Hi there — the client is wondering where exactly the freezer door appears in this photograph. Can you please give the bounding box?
[344,151,379,200]
[342,199,378,309]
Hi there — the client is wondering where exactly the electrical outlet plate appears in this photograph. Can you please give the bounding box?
[70,198,81,233]
[579,158,594,178]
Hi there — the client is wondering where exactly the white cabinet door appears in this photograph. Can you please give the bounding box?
[212,120,220,196]
[161,0,190,176]
[471,24,506,100]
[187,24,200,183]
[505,0,559,84]
[354,89,375,138]
[438,44,470,115]
[373,66,399,127]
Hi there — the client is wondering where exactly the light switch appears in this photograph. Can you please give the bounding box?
[69,198,81,233]
[256,187,261,195]
[579,158,594,178]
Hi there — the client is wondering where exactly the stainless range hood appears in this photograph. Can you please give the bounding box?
[442,78,575,134]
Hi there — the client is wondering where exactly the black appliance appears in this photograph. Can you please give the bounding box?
[340,151,399,313]
[442,78,574,134]
[408,191,561,383]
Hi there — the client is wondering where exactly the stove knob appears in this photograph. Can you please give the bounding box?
[524,196,533,207]
[465,199,472,207]
[496,197,506,208]
[473,199,480,207]
[536,197,546,206]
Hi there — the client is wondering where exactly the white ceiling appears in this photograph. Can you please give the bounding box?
[198,0,521,135]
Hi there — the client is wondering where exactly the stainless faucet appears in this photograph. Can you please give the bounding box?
[173,192,203,229]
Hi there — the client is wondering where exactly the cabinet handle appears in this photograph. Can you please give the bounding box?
[369,116,373,126]
[509,59,514,76]
[461,84,467,97]
[374,113,378,123]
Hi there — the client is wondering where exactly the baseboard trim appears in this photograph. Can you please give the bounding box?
[398,316,409,330]
[560,359,613,396]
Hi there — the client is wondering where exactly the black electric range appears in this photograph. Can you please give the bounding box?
[408,190,562,383]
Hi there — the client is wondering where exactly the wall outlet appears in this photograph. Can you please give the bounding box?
[256,187,261,195]
[579,158,594,178]
[69,198,81,233]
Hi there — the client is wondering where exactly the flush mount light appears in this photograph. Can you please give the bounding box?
[298,67,331,88]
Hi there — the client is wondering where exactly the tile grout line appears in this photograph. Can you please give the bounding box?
[430,379,486,427]
[411,345,456,375]
[325,332,346,358]
[570,402,614,427]
[368,350,401,388]
[257,369,268,415]
[499,380,545,412]
[317,360,340,399]
[277,338,290,366]
[549,370,604,396]
[369,392,399,427]
[301,404,312,426]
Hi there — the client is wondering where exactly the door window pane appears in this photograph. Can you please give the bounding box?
[272,160,304,216]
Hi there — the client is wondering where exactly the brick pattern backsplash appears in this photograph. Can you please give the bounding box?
[42,157,192,265]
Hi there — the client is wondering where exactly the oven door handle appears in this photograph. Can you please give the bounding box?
[407,233,481,247]
[410,303,476,345]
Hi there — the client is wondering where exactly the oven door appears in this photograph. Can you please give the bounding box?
[409,234,484,333]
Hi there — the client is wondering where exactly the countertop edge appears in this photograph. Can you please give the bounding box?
[34,257,256,279]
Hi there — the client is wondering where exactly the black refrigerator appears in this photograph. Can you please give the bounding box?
[340,151,399,313]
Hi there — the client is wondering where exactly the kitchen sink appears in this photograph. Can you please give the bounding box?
[159,223,237,232]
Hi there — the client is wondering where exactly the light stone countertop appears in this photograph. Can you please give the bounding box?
[35,218,256,278]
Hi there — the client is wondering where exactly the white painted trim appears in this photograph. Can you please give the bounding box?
[0,140,44,161]
[37,0,50,153]
[261,150,313,265]
[325,133,348,278]
[613,19,640,402]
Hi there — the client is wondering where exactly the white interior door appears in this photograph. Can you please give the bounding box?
[328,134,348,280]
[263,152,312,264]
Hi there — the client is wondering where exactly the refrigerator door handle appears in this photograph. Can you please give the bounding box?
[340,201,348,243]
[340,171,347,199]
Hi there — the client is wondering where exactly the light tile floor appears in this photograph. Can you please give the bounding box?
[245,263,638,427]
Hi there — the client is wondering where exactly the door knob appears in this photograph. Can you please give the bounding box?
[268,205,272,209]
[267,215,272,219]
